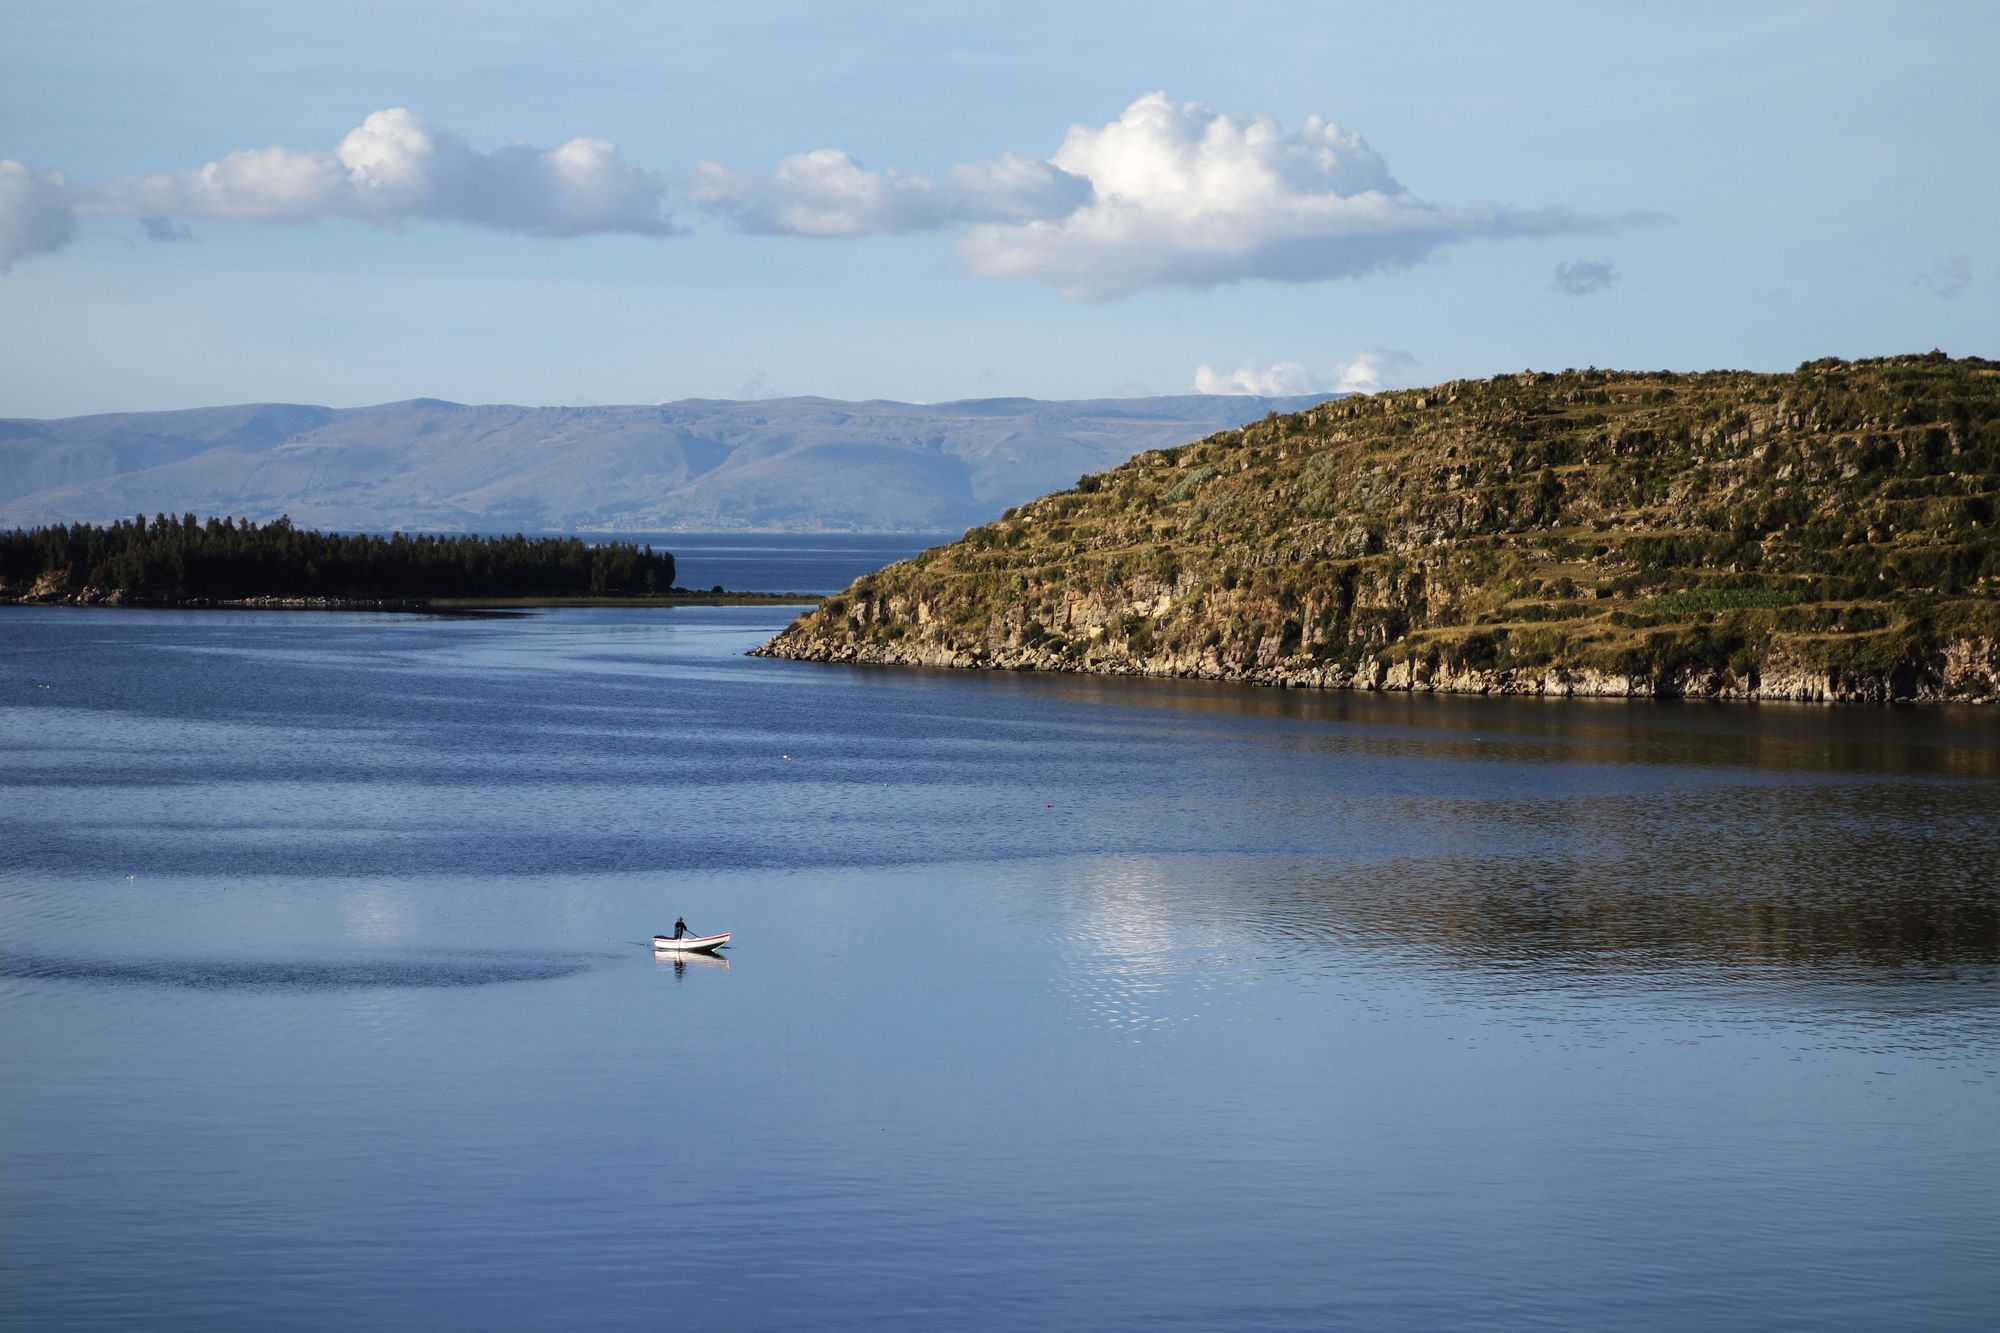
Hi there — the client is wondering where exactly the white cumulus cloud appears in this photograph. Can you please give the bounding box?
[945,152,1093,224]
[1194,348,1418,396]
[1194,361,1325,396]
[4,94,1644,293]
[685,149,947,236]
[960,92,1623,300]
[687,147,1090,236]
[0,161,79,272]
[81,109,673,238]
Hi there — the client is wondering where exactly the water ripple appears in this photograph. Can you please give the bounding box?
[0,951,597,992]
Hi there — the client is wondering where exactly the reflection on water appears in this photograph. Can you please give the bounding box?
[1045,859,1261,1038]
[1245,787,2000,974]
[3,605,1999,1331]
[656,950,732,977]
[1265,854,2000,972]
[959,667,2000,780]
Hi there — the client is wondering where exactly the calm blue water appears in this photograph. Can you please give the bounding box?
[602,532,949,594]
[2,605,1998,1330]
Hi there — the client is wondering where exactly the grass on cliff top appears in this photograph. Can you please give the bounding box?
[784,353,2000,687]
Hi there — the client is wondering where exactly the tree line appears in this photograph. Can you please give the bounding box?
[0,515,677,600]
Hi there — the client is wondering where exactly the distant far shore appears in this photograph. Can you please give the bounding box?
[2,517,738,610]
[0,588,820,612]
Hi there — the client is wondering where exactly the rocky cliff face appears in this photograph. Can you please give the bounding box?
[756,355,2000,704]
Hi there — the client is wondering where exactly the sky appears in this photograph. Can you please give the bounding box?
[1,1,1994,417]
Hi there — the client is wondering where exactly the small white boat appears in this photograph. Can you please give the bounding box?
[653,932,730,954]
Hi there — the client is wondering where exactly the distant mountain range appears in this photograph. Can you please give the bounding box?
[0,394,1333,533]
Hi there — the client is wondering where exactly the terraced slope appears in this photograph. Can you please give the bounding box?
[756,354,2000,702]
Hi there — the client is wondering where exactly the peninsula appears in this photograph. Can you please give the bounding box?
[755,354,2000,703]
[0,517,801,609]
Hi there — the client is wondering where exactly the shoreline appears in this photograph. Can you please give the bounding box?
[752,635,1999,706]
[1,589,823,612]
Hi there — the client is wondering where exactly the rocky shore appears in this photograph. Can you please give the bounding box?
[756,619,2000,703]
[1,579,812,612]
[1,581,427,611]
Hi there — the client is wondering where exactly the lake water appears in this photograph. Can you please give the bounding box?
[597,532,952,595]
[2,603,1998,1330]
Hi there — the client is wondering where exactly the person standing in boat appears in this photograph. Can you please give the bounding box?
[673,916,691,939]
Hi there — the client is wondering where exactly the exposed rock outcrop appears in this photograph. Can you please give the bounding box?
[757,355,2000,704]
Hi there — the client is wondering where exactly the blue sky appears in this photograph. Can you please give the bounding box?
[2,1,1993,416]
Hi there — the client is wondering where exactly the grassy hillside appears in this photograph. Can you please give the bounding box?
[757,353,2000,702]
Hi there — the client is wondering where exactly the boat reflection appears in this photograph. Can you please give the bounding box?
[654,951,731,979]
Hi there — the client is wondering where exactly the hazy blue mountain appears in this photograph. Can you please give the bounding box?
[0,394,1334,532]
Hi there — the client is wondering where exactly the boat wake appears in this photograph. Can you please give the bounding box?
[0,951,596,993]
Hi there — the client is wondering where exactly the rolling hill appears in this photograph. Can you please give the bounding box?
[755,354,2000,703]
[0,394,1331,533]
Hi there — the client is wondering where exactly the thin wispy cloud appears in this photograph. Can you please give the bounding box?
[1551,260,1619,295]
[0,160,77,271]
[138,216,194,243]
[684,149,1089,235]
[945,153,1093,224]
[1913,254,1973,299]
[1194,348,1418,396]
[685,151,948,236]
[736,370,781,400]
